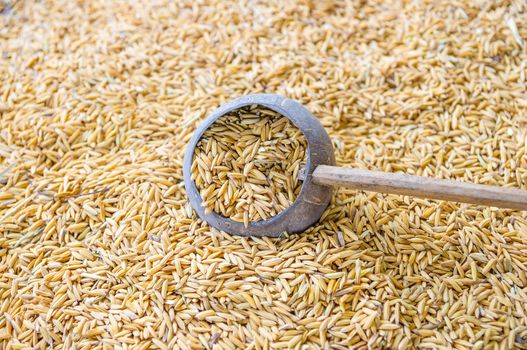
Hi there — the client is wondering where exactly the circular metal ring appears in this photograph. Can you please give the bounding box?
[183,94,335,237]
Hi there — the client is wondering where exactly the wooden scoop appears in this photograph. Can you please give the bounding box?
[184,94,527,237]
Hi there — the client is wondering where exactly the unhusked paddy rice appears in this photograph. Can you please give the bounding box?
[191,105,307,226]
[1,0,527,349]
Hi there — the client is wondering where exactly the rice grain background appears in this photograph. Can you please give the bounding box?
[1,0,527,349]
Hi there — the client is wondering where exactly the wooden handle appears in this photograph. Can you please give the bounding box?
[311,165,527,210]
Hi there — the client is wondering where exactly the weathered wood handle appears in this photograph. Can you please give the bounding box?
[312,165,527,210]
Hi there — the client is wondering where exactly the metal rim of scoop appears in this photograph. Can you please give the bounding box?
[183,94,336,237]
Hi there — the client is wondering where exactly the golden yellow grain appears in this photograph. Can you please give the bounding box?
[1,0,527,349]
[191,106,307,225]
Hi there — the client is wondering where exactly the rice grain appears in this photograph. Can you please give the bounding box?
[1,0,527,349]
[191,106,307,226]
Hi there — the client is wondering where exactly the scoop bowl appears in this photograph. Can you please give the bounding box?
[183,94,335,237]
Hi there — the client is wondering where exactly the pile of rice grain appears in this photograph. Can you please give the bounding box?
[191,105,307,226]
[1,0,527,349]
